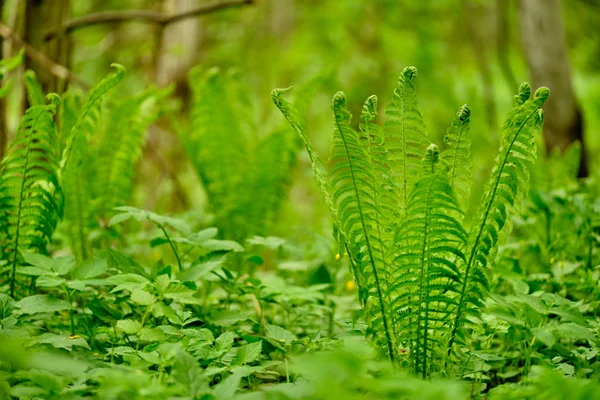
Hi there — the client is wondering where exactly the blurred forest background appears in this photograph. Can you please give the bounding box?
[1,0,598,239]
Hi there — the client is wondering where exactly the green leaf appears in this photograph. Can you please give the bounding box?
[215,331,236,352]
[35,275,66,288]
[16,295,72,314]
[532,326,557,348]
[233,341,262,365]
[212,367,254,400]
[173,350,209,398]
[555,323,596,342]
[30,333,91,351]
[116,319,142,335]
[265,324,296,345]
[130,289,156,306]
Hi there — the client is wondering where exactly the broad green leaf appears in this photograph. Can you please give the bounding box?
[532,327,557,348]
[35,275,66,288]
[16,295,72,314]
[265,324,297,345]
[130,289,156,306]
[215,331,235,352]
[30,333,91,351]
[116,319,142,334]
[233,341,262,365]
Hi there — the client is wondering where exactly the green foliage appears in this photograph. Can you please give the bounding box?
[0,50,23,99]
[2,48,598,397]
[273,67,550,376]
[91,86,170,219]
[59,64,126,260]
[186,68,299,241]
[54,65,166,260]
[0,96,62,297]
[449,84,549,354]
[23,70,45,106]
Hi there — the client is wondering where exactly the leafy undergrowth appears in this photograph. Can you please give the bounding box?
[0,64,598,399]
[0,180,599,399]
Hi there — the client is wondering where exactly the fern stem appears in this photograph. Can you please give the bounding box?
[334,113,395,363]
[447,108,539,354]
[415,175,437,378]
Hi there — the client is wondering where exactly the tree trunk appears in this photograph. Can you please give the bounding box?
[519,0,588,177]
[24,0,70,94]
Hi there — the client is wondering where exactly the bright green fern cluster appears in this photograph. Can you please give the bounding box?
[55,65,168,260]
[0,96,62,297]
[1,65,168,297]
[186,67,299,241]
[272,66,549,376]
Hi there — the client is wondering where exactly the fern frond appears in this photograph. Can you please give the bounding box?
[59,64,125,260]
[187,68,248,238]
[383,66,430,214]
[388,144,466,377]
[23,70,45,106]
[93,86,169,218]
[271,87,333,215]
[58,91,83,154]
[447,84,549,353]
[329,91,395,361]
[440,104,472,212]
[0,96,62,297]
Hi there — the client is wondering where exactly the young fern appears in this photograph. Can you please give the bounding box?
[389,144,466,377]
[447,84,549,353]
[0,96,62,297]
[440,105,472,213]
[273,67,549,376]
[330,92,396,361]
[384,66,430,215]
[59,64,125,260]
[187,68,299,241]
[92,86,169,219]
[23,70,45,106]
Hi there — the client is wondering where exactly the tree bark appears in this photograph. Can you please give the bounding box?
[24,0,70,94]
[520,0,588,177]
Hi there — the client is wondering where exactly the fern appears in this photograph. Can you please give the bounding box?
[92,86,169,219]
[23,70,45,106]
[271,87,333,215]
[0,96,62,297]
[447,84,549,353]
[330,91,396,361]
[273,67,549,376]
[187,68,298,241]
[383,67,430,214]
[59,64,125,260]
[388,144,466,377]
[440,104,472,213]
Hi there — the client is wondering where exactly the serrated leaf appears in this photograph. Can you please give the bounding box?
[265,324,296,345]
[116,319,142,334]
[215,331,235,352]
[532,327,557,348]
[16,295,72,314]
[35,275,66,288]
[130,289,156,306]
[30,333,91,351]
[233,341,262,365]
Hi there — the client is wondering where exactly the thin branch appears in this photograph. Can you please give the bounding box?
[0,22,90,88]
[44,0,254,41]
